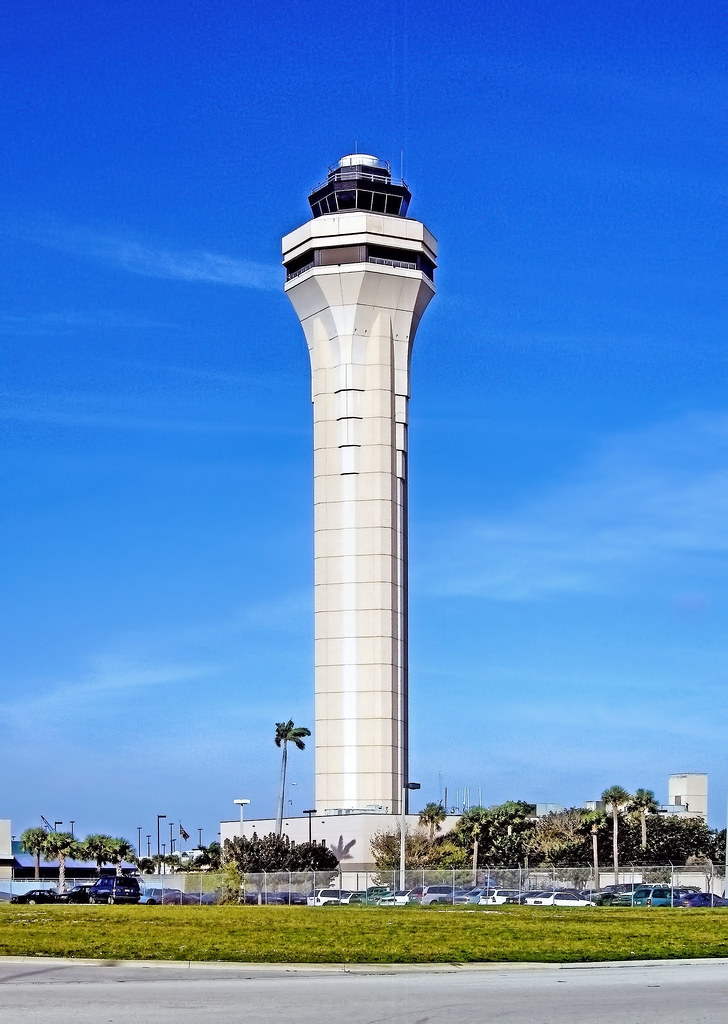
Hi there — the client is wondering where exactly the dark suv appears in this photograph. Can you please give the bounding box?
[88,875,141,904]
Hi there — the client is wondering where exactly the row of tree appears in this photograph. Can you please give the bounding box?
[19,827,227,884]
[372,789,725,878]
[19,828,136,890]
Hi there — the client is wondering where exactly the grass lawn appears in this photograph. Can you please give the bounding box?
[2,904,728,964]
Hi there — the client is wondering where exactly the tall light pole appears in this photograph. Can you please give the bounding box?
[400,782,420,890]
[234,799,250,838]
[169,822,175,856]
[146,835,151,858]
[197,828,203,848]
[156,814,166,872]
[69,820,75,838]
[303,809,317,845]
[137,826,142,858]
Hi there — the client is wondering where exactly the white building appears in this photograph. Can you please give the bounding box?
[666,773,708,820]
[219,810,458,877]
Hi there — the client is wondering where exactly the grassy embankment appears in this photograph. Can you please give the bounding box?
[2,904,728,964]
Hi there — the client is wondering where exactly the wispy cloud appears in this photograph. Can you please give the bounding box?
[0,387,304,435]
[0,310,174,336]
[418,412,728,600]
[7,215,280,290]
[1,656,218,726]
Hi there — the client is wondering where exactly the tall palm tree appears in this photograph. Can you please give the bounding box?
[418,802,446,841]
[19,827,48,881]
[41,832,83,892]
[82,834,114,874]
[274,719,311,836]
[601,785,631,883]
[628,788,659,849]
[107,837,136,876]
[581,809,607,890]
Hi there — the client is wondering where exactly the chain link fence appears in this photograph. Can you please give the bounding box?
[3,863,724,902]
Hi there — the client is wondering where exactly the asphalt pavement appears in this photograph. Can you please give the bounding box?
[1,957,727,1023]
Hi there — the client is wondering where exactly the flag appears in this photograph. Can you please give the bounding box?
[179,824,190,841]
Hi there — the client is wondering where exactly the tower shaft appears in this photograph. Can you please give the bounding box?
[284,166,436,815]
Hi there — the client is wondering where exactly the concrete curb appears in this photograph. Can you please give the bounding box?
[2,955,728,974]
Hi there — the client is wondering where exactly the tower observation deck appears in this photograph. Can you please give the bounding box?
[283,154,436,815]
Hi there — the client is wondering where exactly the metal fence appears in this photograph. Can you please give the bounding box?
[3,863,724,901]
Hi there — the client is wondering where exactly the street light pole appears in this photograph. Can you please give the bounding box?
[137,826,142,858]
[303,809,317,844]
[69,820,75,838]
[157,814,166,873]
[234,799,250,838]
[146,835,151,858]
[400,783,421,891]
[198,828,203,848]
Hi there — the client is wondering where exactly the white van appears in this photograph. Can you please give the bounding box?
[478,888,521,905]
[306,888,350,906]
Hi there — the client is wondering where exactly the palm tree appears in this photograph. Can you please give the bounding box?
[418,802,446,841]
[82,834,114,874]
[601,785,631,883]
[629,788,659,849]
[20,827,48,880]
[581,809,607,890]
[107,837,135,876]
[41,831,83,891]
[274,719,311,836]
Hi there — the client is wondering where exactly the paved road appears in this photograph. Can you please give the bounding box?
[1,958,727,1023]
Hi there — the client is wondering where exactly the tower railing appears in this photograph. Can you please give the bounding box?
[309,169,407,193]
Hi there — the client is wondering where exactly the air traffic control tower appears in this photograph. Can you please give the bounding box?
[283,155,437,816]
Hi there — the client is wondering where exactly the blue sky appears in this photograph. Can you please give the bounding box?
[2,1,727,847]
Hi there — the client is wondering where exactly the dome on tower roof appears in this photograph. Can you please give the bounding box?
[336,154,389,171]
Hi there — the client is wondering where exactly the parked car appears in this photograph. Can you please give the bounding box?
[469,887,500,903]
[140,887,172,905]
[10,889,57,904]
[361,886,392,904]
[613,885,693,907]
[523,891,592,907]
[678,892,728,908]
[242,891,288,905]
[338,891,367,905]
[162,890,203,905]
[506,891,545,904]
[377,889,412,906]
[589,891,623,906]
[419,885,457,905]
[57,884,93,904]
[307,888,349,906]
[88,875,141,905]
[480,889,523,905]
[265,890,307,906]
[197,891,222,905]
